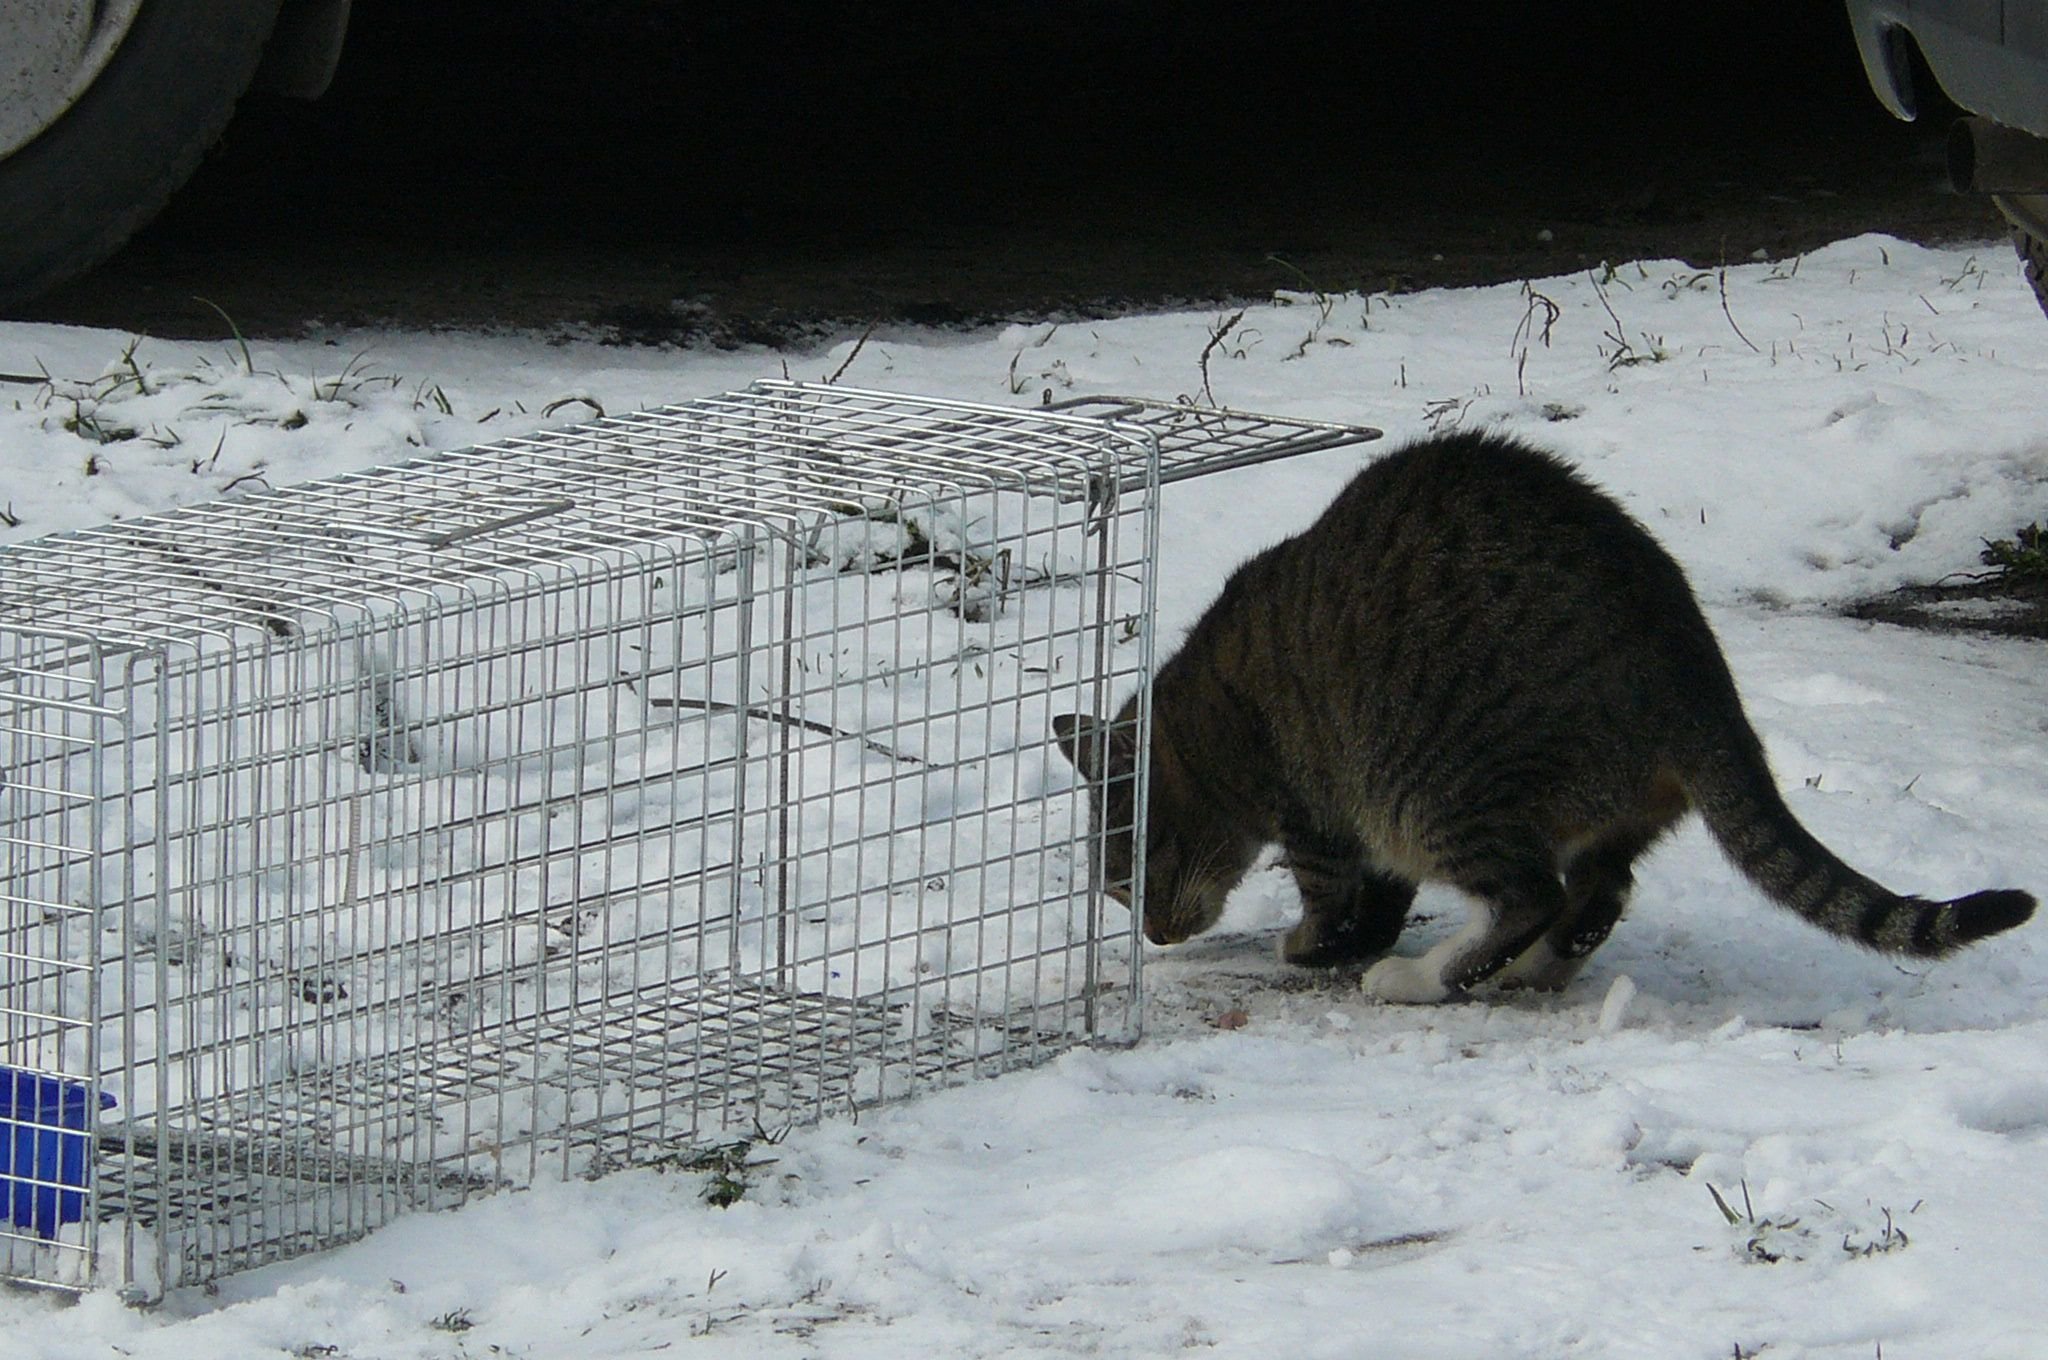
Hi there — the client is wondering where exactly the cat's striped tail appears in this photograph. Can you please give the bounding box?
[1683,736,2034,957]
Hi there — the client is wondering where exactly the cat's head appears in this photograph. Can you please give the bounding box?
[1052,709,1259,945]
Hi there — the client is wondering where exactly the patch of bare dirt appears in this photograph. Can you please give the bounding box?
[1847,576,2048,640]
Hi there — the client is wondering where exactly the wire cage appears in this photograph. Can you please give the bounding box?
[0,380,1378,1297]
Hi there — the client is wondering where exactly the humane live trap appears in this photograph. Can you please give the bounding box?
[0,380,1379,1297]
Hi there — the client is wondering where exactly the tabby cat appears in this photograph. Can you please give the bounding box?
[1053,431,2034,1003]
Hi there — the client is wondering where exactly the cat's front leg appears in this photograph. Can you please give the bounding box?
[1278,823,1414,968]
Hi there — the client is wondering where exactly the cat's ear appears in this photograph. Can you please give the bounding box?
[1053,713,1134,784]
[1052,713,1105,782]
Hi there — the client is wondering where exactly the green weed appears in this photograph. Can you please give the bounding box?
[653,1123,791,1207]
[1980,523,2048,580]
[1708,1181,1913,1265]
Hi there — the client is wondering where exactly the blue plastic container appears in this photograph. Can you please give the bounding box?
[0,1066,115,1239]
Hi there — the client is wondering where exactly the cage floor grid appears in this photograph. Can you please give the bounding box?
[173,976,1075,1144]
[95,975,1074,1248]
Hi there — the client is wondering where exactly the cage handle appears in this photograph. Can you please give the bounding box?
[336,497,577,549]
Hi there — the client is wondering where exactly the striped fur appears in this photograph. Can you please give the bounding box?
[1053,431,2034,1002]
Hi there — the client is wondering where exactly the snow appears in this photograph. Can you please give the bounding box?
[5,233,2048,1357]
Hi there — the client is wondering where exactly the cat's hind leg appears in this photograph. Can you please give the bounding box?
[1362,833,1566,1003]
[1496,827,1657,991]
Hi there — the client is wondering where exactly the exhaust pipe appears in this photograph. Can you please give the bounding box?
[1949,116,2048,194]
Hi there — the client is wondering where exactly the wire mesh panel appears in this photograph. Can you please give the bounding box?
[0,381,1379,1297]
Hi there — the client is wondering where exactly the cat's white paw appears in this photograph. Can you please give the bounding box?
[1361,955,1453,1005]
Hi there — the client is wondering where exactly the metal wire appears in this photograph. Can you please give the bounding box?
[0,381,1379,1297]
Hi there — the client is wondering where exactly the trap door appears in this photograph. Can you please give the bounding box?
[0,624,123,1291]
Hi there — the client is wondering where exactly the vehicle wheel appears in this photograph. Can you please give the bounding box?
[0,0,285,310]
[2015,225,2048,323]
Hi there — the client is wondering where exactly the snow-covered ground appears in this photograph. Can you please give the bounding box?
[5,234,2048,1358]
